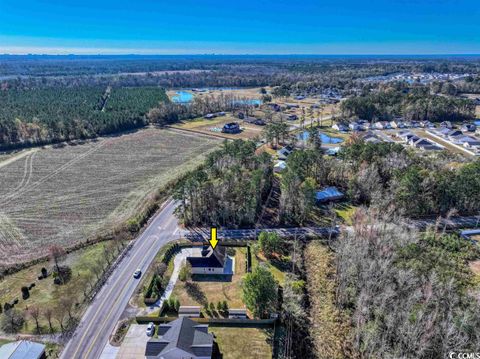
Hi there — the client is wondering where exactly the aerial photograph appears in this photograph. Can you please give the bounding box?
[0,0,480,358]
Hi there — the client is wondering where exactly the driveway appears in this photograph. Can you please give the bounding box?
[115,325,149,359]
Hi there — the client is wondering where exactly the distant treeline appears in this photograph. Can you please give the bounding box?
[3,58,480,97]
[0,86,168,149]
[341,87,475,122]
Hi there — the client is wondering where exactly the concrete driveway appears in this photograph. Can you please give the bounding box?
[116,325,149,359]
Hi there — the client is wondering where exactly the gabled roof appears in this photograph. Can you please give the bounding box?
[145,317,213,359]
[187,246,226,268]
[0,340,45,359]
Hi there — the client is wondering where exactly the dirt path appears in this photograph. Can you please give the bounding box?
[0,148,39,170]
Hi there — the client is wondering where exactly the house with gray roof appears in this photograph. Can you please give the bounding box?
[187,246,230,275]
[145,317,213,359]
[0,340,46,359]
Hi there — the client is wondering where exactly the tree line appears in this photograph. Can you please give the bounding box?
[0,86,168,150]
[340,86,475,123]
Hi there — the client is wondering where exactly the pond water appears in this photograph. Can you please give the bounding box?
[171,91,194,103]
[297,130,344,144]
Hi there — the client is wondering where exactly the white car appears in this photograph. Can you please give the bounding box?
[146,322,155,336]
[133,269,142,279]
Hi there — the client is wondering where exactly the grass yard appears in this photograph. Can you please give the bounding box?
[171,247,247,309]
[0,241,115,334]
[210,326,273,359]
[335,204,358,225]
[251,249,287,286]
[0,128,220,266]
[172,115,263,140]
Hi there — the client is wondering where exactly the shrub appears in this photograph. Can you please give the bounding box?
[179,263,191,282]
[222,300,228,311]
[21,286,30,300]
[217,301,222,311]
[41,267,48,278]
[174,298,180,312]
[209,302,215,311]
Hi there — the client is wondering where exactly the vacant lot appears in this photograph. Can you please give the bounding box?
[210,326,272,359]
[0,128,220,265]
[0,241,109,333]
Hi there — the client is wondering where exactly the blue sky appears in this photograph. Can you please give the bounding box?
[0,0,479,54]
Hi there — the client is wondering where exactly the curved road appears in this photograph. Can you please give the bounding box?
[60,199,180,359]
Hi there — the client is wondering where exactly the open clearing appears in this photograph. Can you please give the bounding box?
[0,128,220,265]
[209,326,273,359]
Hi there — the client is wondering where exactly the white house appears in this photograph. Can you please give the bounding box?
[390,120,406,129]
[332,123,348,131]
[349,122,362,131]
[187,246,229,275]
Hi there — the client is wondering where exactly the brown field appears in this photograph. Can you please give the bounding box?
[0,128,220,265]
[209,327,273,359]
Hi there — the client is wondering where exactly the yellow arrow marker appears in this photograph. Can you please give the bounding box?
[209,227,219,250]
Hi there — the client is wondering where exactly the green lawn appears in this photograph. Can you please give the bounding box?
[0,241,123,334]
[210,327,273,359]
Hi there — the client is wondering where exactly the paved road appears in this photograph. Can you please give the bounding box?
[185,226,339,241]
[409,215,480,231]
[60,199,181,359]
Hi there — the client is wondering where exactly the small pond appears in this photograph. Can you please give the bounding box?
[297,130,344,144]
[171,91,194,103]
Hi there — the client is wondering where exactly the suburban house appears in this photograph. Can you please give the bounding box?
[407,135,421,146]
[447,130,464,141]
[362,132,382,143]
[179,306,202,318]
[236,111,245,119]
[440,121,453,129]
[277,145,294,160]
[374,121,392,130]
[187,245,231,275]
[332,123,348,131]
[390,119,406,128]
[315,187,345,203]
[274,160,287,173]
[145,317,213,359]
[457,136,480,148]
[412,138,442,151]
[0,340,46,359]
[419,120,434,128]
[461,124,477,132]
[222,122,241,134]
[349,122,362,131]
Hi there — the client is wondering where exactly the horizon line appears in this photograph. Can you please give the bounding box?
[2,53,480,57]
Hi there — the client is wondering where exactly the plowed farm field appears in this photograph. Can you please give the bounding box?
[0,128,220,266]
